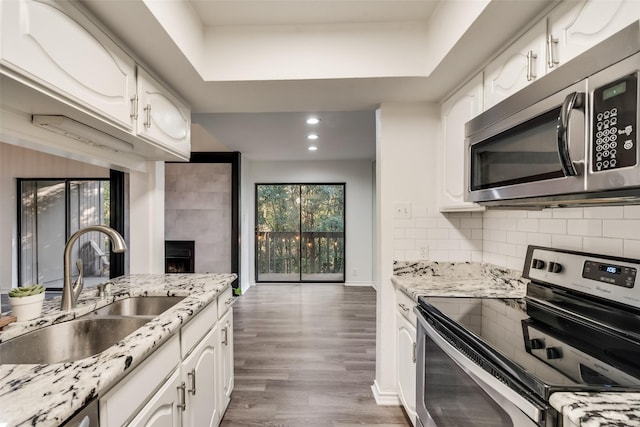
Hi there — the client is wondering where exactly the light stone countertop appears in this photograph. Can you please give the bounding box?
[0,273,236,427]
[391,260,640,427]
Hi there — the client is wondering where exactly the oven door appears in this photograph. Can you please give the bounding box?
[416,311,546,427]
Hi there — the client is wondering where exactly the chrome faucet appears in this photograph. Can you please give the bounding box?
[62,225,127,311]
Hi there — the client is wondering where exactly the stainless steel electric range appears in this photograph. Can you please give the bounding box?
[415,245,640,426]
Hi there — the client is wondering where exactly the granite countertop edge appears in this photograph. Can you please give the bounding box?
[0,273,237,427]
[391,260,640,427]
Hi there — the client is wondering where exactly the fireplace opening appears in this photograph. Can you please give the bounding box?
[165,240,195,273]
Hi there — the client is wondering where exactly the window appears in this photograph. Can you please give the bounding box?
[18,179,111,289]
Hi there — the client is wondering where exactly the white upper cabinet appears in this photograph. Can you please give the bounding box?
[1,0,136,131]
[440,73,485,212]
[136,67,191,159]
[547,0,640,72]
[483,20,547,110]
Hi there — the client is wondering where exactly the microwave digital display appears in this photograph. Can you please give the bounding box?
[602,81,627,100]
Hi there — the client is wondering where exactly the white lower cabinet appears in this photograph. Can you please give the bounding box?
[99,290,234,427]
[396,290,417,426]
[181,326,221,427]
[218,308,234,414]
[128,370,182,427]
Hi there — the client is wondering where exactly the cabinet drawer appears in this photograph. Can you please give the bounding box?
[99,334,180,427]
[217,286,234,319]
[396,289,417,326]
[181,300,218,358]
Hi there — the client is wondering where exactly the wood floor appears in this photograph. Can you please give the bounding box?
[220,283,411,427]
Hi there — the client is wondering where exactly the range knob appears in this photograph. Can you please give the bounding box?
[531,259,546,270]
[548,262,563,273]
[530,338,545,350]
[546,347,562,360]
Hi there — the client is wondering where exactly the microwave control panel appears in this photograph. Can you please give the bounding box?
[592,72,638,172]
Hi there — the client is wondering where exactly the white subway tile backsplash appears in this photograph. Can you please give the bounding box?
[472,229,483,240]
[427,228,450,240]
[624,240,640,259]
[526,232,552,247]
[394,239,416,250]
[516,218,539,232]
[624,206,640,219]
[552,208,584,218]
[408,228,428,239]
[567,219,602,237]
[584,206,624,218]
[393,228,406,239]
[583,237,623,256]
[603,220,640,239]
[392,218,415,228]
[415,217,439,228]
[539,219,567,235]
[506,231,527,245]
[506,211,529,219]
[460,218,483,229]
[551,234,583,251]
[526,210,553,219]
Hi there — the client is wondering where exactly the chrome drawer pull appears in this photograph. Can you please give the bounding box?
[399,303,410,312]
[177,382,186,410]
[187,368,196,395]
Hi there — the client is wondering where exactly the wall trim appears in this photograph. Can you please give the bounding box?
[345,281,373,287]
[371,380,401,406]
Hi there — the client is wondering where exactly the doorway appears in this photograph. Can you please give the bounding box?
[255,183,345,283]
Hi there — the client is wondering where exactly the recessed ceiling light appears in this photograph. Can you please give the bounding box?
[307,134,318,140]
[308,146,318,151]
[306,117,320,125]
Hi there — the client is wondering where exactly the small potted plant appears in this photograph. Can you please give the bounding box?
[9,284,45,321]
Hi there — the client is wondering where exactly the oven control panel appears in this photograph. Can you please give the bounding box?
[524,246,640,309]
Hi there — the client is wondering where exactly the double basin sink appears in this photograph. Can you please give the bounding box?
[0,296,185,365]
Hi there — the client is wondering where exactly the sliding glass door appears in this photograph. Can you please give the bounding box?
[256,184,345,283]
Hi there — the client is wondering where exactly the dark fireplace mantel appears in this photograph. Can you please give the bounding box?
[165,240,195,273]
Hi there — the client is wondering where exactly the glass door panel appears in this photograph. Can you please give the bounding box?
[256,185,301,282]
[300,185,344,282]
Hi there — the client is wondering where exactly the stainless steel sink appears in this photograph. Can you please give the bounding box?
[0,317,150,364]
[88,296,186,317]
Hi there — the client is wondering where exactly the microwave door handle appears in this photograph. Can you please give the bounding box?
[557,91,584,176]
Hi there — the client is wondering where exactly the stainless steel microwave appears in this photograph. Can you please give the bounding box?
[465,21,640,208]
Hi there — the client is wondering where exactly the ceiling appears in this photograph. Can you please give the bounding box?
[77,0,555,161]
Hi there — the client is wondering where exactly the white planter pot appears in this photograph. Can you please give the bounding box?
[9,293,45,321]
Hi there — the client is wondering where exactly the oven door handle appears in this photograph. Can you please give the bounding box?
[418,315,544,424]
[556,91,584,177]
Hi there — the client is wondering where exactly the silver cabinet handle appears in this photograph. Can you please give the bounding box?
[398,303,410,312]
[177,381,186,410]
[225,297,233,305]
[412,342,417,363]
[526,50,537,81]
[547,34,559,68]
[143,104,151,128]
[222,326,228,346]
[187,368,196,395]
[130,94,138,119]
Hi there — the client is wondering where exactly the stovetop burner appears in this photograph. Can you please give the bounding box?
[417,246,640,401]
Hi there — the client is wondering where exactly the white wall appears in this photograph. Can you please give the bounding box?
[240,159,374,292]
[374,101,440,404]
[0,142,109,291]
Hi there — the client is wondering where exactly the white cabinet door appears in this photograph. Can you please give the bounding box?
[136,67,191,159]
[397,311,417,426]
[440,73,485,212]
[182,326,221,427]
[128,370,182,427]
[0,0,136,131]
[484,20,547,110]
[218,308,234,414]
[547,0,640,71]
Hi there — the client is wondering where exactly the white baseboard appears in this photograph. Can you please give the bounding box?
[345,281,373,287]
[370,380,401,406]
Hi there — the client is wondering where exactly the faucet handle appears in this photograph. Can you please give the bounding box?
[96,282,112,299]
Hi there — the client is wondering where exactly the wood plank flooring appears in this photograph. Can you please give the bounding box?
[220,283,411,427]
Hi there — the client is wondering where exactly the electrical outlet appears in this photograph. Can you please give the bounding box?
[419,247,428,259]
[393,202,411,219]
[352,268,359,277]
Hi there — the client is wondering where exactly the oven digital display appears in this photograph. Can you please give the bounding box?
[602,81,627,100]
[582,260,636,288]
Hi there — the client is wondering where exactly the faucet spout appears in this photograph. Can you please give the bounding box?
[62,225,127,311]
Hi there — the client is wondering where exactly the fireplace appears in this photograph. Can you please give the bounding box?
[165,240,195,273]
